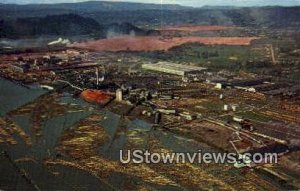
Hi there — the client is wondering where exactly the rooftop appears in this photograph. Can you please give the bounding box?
[142,62,207,76]
[151,62,206,71]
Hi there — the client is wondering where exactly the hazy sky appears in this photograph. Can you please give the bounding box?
[2,0,300,7]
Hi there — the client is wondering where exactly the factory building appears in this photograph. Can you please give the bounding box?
[142,62,207,76]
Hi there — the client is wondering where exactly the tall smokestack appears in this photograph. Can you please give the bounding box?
[96,67,99,86]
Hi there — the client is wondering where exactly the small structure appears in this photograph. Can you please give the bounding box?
[247,87,256,92]
[233,116,243,123]
[116,89,123,102]
[81,89,113,105]
[219,94,224,100]
[157,109,177,115]
[215,83,223,90]
[231,104,238,111]
[179,112,197,121]
[159,95,173,100]
[224,104,229,111]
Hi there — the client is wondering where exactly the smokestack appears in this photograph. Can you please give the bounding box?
[96,67,99,86]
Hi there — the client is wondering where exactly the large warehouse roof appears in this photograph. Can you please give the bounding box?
[142,62,207,76]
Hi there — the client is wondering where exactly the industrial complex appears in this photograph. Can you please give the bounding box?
[0,11,299,190]
[0,43,300,190]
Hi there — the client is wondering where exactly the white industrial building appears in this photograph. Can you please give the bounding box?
[116,89,123,102]
[142,62,207,76]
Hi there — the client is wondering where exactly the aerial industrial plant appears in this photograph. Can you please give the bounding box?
[0,1,299,190]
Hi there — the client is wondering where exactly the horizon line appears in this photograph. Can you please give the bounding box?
[1,0,300,8]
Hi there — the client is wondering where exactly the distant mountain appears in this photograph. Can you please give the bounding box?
[2,0,300,7]
[0,13,160,39]
[223,6,300,27]
[199,0,300,7]
[201,6,240,9]
[0,2,300,37]
[79,6,300,27]
[0,14,103,38]
[0,1,189,12]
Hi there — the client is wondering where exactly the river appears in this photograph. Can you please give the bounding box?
[0,78,215,190]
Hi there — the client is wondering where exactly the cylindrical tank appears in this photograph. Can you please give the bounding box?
[116,89,123,102]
